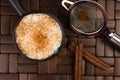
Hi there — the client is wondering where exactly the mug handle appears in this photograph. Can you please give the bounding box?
[62,0,74,11]
[9,0,26,16]
[108,33,120,47]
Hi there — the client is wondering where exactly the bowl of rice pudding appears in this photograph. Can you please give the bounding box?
[15,13,64,60]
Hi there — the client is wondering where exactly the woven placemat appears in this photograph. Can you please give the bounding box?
[0,0,120,80]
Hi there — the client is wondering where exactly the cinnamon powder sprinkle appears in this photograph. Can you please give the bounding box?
[16,13,62,60]
[78,10,89,21]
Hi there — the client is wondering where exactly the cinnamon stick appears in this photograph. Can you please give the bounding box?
[75,44,83,80]
[75,46,79,80]
[83,50,110,70]
[78,43,83,80]
[68,42,110,70]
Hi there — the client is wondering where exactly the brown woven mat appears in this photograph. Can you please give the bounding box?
[0,0,120,80]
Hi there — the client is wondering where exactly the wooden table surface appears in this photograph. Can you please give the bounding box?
[0,0,120,80]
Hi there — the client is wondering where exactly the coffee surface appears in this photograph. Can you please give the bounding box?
[16,13,62,60]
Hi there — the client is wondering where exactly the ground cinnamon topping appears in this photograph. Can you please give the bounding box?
[78,10,89,21]
[16,13,62,60]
